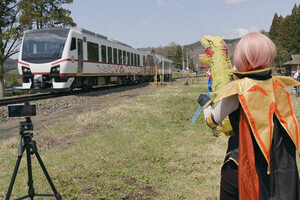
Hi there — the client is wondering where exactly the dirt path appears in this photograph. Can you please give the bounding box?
[0,85,157,140]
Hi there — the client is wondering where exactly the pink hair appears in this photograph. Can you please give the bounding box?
[234,32,276,72]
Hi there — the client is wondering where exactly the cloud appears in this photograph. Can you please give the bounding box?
[225,0,249,4]
[221,27,259,39]
[156,0,165,7]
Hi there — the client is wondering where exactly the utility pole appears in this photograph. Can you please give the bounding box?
[186,52,189,71]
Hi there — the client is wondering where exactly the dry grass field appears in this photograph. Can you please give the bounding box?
[0,77,299,199]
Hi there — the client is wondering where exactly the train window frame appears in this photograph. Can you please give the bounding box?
[87,41,99,62]
[70,37,76,51]
[127,52,130,65]
[123,50,126,64]
[137,55,140,66]
[118,49,122,64]
[108,46,112,63]
[113,48,117,64]
[143,55,145,66]
[131,53,133,65]
[134,54,137,66]
[101,45,106,63]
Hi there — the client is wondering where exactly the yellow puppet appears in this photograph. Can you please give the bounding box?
[199,35,234,136]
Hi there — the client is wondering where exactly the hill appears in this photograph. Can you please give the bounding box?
[4,58,18,72]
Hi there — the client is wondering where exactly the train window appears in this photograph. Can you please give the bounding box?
[127,52,130,65]
[123,50,126,64]
[108,47,112,63]
[134,54,137,66]
[118,49,122,64]
[87,42,99,62]
[113,48,117,64]
[70,38,76,51]
[131,53,133,65]
[143,56,145,66]
[137,55,140,66]
[101,45,106,62]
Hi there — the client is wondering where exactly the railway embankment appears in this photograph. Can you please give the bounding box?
[0,83,153,140]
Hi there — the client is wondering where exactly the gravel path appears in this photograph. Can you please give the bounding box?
[0,83,156,140]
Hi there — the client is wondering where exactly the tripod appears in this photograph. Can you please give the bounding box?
[5,117,62,200]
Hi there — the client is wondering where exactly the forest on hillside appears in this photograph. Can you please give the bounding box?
[269,4,300,67]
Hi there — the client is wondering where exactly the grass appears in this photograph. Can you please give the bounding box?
[0,77,299,199]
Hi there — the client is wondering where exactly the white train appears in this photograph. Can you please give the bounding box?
[18,27,173,91]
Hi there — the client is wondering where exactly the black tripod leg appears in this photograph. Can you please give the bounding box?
[30,141,62,200]
[25,142,35,200]
[5,139,25,200]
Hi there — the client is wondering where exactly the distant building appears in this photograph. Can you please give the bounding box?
[282,55,300,76]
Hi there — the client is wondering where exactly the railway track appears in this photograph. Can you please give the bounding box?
[0,84,127,107]
[0,93,57,106]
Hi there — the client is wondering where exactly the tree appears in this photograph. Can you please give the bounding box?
[173,45,183,70]
[268,13,283,41]
[289,4,300,54]
[268,4,300,67]
[273,41,290,68]
[0,0,23,97]
[18,0,76,29]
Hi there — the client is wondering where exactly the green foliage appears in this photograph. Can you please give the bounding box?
[269,4,300,67]
[172,72,183,79]
[4,71,21,87]
[0,0,23,79]
[173,45,183,70]
[18,0,76,29]
[273,40,290,66]
[269,13,284,41]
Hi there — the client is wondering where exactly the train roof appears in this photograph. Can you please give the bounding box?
[23,27,133,49]
[73,27,132,48]
[23,27,172,60]
[154,54,173,63]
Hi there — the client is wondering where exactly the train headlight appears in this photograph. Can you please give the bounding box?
[50,65,60,77]
[22,66,31,74]
[51,65,60,72]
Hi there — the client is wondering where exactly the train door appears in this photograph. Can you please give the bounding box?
[150,56,154,75]
[77,39,83,74]
[143,55,146,74]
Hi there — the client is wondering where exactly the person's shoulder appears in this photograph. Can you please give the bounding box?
[274,76,300,87]
[214,80,241,102]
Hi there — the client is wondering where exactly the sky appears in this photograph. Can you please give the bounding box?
[65,0,299,49]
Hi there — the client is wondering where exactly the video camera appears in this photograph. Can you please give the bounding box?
[8,102,36,132]
[8,102,36,117]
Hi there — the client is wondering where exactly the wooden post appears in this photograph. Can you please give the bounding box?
[154,63,158,87]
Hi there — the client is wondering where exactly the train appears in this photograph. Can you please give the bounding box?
[18,27,173,91]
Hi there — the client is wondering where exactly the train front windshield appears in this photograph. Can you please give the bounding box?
[21,29,70,64]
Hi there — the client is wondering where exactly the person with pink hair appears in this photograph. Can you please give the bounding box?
[198,32,300,199]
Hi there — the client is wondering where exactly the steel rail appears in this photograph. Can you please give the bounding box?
[0,84,124,107]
